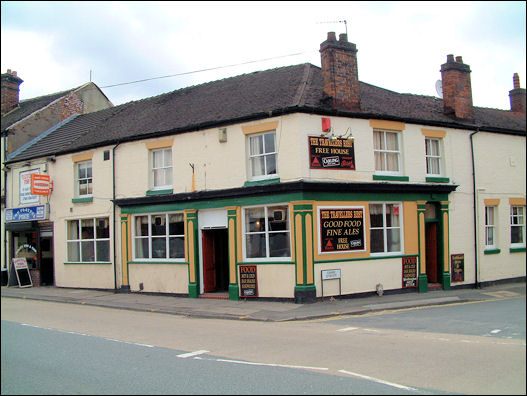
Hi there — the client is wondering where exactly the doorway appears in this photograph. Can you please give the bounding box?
[39,235,54,286]
[201,229,229,293]
[424,202,442,285]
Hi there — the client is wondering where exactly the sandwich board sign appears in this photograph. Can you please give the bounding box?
[12,257,33,288]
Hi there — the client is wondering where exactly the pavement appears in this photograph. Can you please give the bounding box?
[1,281,525,322]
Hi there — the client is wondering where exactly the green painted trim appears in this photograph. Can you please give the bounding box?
[128,261,188,265]
[64,261,111,265]
[237,261,295,265]
[426,176,450,183]
[229,283,239,300]
[418,274,428,293]
[510,247,526,253]
[373,175,410,182]
[315,254,416,264]
[294,284,316,291]
[188,283,199,298]
[146,189,174,196]
[484,249,501,255]
[244,177,280,187]
[72,197,93,203]
[294,204,313,211]
[442,272,451,290]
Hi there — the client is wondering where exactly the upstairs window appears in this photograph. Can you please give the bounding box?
[485,206,497,249]
[425,137,443,176]
[510,206,525,247]
[76,160,92,197]
[151,148,172,190]
[373,130,401,174]
[248,131,277,180]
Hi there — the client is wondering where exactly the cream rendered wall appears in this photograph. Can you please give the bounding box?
[253,264,295,298]
[128,264,189,293]
[474,132,526,282]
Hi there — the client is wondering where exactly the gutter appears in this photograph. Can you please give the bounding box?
[470,128,480,289]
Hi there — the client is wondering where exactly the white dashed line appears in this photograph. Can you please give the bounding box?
[177,350,210,358]
[337,327,358,332]
[338,369,418,391]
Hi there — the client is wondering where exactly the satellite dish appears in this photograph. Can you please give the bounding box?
[435,80,443,98]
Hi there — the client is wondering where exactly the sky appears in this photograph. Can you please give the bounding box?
[1,1,526,110]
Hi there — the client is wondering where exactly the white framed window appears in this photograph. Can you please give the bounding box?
[373,130,401,174]
[243,205,290,260]
[510,206,525,247]
[248,131,277,180]
[151,148,172,189]
[369,203,403,254]
[485,206,497,249]
[76,160,92,197]
[67,217,110,262]
[425,137,442,176]
[132,213,185,260]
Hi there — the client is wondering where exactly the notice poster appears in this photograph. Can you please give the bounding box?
[319,207,365,253]
[239,265,258,297]
[451,254,464,282]
[309,136,356,170]
[19,169,40,204]
[402,256,418,288]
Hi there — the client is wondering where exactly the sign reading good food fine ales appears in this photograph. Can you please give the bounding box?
[319,207,365,253]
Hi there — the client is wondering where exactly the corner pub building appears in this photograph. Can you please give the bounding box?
[4,32,525,302]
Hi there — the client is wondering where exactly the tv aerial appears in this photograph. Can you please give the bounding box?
[317,19,348,36]
[435,80,443,98]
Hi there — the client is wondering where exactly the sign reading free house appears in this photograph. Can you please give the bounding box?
[5,204,49,222]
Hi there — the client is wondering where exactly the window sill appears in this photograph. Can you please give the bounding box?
[244,177,280,187]
[64,261,111,265]
[129,260,186,264]
[373,175,409,182]
[426,176,450,183]
[72,197,93,203]
[484,248,501,255]
[510,247,526,253]
[146,189,173,196]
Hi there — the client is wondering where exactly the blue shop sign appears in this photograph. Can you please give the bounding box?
[5,204,48,222]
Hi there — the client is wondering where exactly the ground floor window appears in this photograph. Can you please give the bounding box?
[133,213,185,260]
[67,217,110,262]
[369,203,402,254]
[510,205,525,247]
[243,205,290,259]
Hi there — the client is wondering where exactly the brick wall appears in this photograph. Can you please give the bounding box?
[440,55,474,120]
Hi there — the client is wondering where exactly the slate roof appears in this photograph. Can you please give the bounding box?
[6,63,526,164]
[1,88,78,132]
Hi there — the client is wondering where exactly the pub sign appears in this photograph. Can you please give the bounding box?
[319,207,365,253]
[309,136,356,170]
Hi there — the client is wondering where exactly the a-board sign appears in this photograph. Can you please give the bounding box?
[451,254,464,282]
[319,207,365,253]
[239,265,258,297]
[402,256,418,288]
[12,257,33,288]
[308,136,356,170]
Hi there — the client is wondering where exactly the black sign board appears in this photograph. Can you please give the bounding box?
[12,258,33,288]
[402,256,418,288]
[451,254,464,282]
[239,265,258,297]
[319,208,365,253]
[309,136,356,170]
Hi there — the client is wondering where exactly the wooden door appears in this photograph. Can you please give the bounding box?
[202,231,216,292]
[425,223,438,283]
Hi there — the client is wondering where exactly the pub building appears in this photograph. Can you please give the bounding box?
[3,32,525,301]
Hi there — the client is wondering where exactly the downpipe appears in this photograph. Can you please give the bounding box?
[470,128,480,289]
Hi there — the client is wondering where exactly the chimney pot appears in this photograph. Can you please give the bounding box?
[513,73,520,89]
[7,69,11,74]
[455,56,463,63]
[12,71,17,76]
[447,54,455,63]
[327,31,336,41]
[339,33,348,42]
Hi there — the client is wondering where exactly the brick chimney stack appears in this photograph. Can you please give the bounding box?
[1,69,24,115]
[440,54,473,120]
[509,73,525,113]
[320,32,360,111]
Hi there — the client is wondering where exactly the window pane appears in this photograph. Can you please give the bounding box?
[78,165,86,179]
[164,149,172,166]
[385,132,398,150]
[269,232,290,257]
[151,237,166,258]
[151,216,166,236]
[385,205,400,227]
[153,169,164,187]
[96,241,110,262]
[81,219,94,239]
[387,229,401,252]
[486,227,494,246]
[86,166,92,178]
[81,241,95,262]
[386,153,399,171]
[169,214,184,235]
[246,234,266,258]
[246,208,265,232]
[251,157,265,177]
[135,216,149,237]
[135,238,149,259]
[268,207,288,231]
[153,150,163,168]
[373,131,383,150]
[67,220,79,240]
[96,218,109,239]
[369,204,384,227]
[370,229,384,253]
[374,152,385,171]
[164,167,172,186]
[169,237,185,258]
[67,241,80,261]
[250,135,263,155]
[264,132,276,153]
[511,227,523,244]
[265,154,277,175]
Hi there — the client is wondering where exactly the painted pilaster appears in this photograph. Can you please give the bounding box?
[417,201,428,293]
[185,210,199,298]
[227,207,240,300]
[441,202,451,290]
[120,214,131,291]
[292,202,316,303]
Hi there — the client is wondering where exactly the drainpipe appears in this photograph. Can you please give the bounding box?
[112,141,121,291]
[470,128,480,289]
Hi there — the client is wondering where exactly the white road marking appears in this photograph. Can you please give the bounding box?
[212,357,329,371]
[337,327,358,332]
[177,350,210,358]
[338,369,418,391]
[490,329,502,334]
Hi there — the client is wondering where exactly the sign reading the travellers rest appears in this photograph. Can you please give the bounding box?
[309,136,356,170]
[5,204,49,222]
[319,207,365,253]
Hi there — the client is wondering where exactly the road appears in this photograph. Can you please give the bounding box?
[1,295,525,395]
